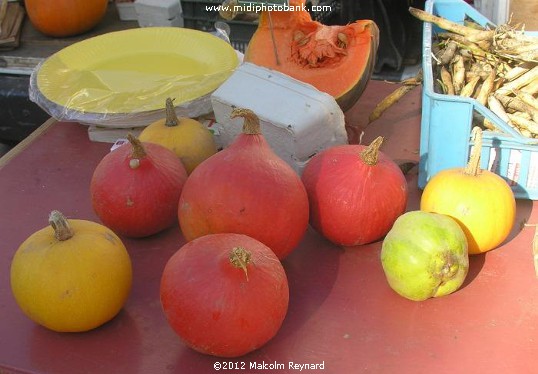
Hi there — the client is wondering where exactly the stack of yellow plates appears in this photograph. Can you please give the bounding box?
[30,27,240,128]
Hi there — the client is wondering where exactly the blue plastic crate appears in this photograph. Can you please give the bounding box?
[419,0,538,199]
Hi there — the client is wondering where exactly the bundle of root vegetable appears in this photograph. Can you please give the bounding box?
[408,7,538,138]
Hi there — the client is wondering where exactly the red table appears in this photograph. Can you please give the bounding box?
[1,81,537,373]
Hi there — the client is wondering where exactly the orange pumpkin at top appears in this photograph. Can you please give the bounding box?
[420,127,516,255]
[244,0,379,112]
[25,0,108,38]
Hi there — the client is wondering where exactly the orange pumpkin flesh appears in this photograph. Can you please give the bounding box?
[244,0,379,111]
[25,0,108,38]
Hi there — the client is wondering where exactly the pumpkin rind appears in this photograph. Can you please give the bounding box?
[25,0,108,38]
[420,169,516,254]
[301,139,408,246]
[138,98,218,174]
[381,211,469,301]
[178,109,309,259]
[420,128,516,255]
[160,233,289,357]
[91,137,188,238]
[10,212,132,332]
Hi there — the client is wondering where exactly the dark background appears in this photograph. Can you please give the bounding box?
[0,0,426,154]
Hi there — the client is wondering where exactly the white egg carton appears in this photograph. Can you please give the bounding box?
[116,2,138,21]
[211,62,348,175]
[134,0,182,19]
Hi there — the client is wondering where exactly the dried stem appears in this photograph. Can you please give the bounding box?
[229,247,251,281]
[127,133,146,159]
[465,127,483,176]
[231,108,262,135]
[360,136,384,165]
[164,98,179,127]
[49,210,74,241]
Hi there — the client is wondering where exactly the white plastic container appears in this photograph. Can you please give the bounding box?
[134,0,182,19]
[116,2,138,21]
[211,62,348,175]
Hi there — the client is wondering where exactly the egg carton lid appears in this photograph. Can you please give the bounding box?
[211,62,348,173]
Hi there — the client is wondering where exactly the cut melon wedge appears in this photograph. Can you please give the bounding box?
[244,0,379,112]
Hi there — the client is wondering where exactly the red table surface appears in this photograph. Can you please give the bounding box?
[1,81,537,374]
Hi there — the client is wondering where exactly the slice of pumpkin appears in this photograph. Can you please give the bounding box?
[244,0,379,112]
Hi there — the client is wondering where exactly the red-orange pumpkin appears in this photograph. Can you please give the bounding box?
[91,134,188,238]
[301,137,408,246]
[25,0,108,38]
[178,108,309,260]
[160,233,289,357]
[244,0,379,111]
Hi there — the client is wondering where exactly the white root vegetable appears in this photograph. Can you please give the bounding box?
[438,40,458,65]
[512,111,533,120]
[409,7,490,38]
[515,90,538,111]
[452,54,466,94]
[488,95,513,126]
[467,29,495,43]
[440,66,455,95]
[507,114,538,134]
[460,76,481,97]
[408,6,538,137]
[367,71,422,124]
[503,65,529,81]
[495,93,538,122]
[476,69,496,105]
[521,79,538,95]
[496,66,538,94]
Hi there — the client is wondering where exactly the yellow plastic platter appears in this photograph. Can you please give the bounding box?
[33,27,239,125]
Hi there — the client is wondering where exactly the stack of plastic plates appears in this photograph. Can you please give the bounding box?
[30,27,240,128]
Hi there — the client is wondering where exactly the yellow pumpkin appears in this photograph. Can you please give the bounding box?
[138,98,218,174]
[10,211,132,332]
[420,127,516,255]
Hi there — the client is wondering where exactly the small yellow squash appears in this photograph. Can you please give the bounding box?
[10,211,133,332]
[420,127,516,255]
[138,98,218,174]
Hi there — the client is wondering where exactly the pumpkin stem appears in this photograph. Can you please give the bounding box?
[360,136,384,165]
[229,247,251,282]
[464,127,482,176]
[127,133,146,168]
[49,210,74,241]
[164,98,179,127]
[230,108,262,135]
